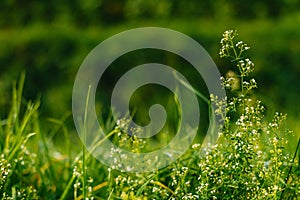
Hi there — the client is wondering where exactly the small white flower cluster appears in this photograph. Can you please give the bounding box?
[72,165,82,178]
[219,30,250,59]
[182,193,199,200]
[191,143,201,149]
[72,156,95,199]
[108,118,152,172]
[219,30,236,57]
[115,119,146,153]
[235,41,250,51]
[237,58,254,77]
[0,155,11,190]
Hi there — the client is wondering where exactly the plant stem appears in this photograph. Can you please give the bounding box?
[59,175,76,200]
[82,85,92,200]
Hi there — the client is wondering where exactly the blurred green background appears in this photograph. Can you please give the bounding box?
[0,0,299,140]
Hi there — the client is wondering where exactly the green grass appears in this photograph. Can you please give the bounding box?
[0,31,299,199]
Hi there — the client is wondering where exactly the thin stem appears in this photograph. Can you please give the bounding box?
[173,71,209,104]
[82,85,92,200]
[88,129,117,157]
[59,175,76,200]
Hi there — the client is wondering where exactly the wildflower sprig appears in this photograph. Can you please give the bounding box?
[219,30,250,60]
[207,30,299,199]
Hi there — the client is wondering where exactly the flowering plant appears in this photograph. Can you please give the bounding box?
[101,30,300,199]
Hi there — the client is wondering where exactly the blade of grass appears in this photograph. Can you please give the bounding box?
[107,188,114,200]
[87,128,118,158]
[4,73,25,150]
[9,72,25,136]
[82,85,92,200]
[7,101,39,162]
[46,112,71,141]
[7,132,36,162]
[173,71,209,103]
[136,174,156,196]
[280,137,300,199]
[173,70,218,146]
[59,175,76,200]
[19,101,40,136]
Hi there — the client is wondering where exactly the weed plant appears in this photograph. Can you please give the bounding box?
[0,31,299,199]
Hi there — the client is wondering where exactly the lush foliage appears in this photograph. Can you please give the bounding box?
[0,31,299,199]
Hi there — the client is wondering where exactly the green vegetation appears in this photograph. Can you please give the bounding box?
[0,31,299,199]
[0,1,299,199]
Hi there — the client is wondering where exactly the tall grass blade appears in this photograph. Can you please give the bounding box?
[82,85,92,200]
